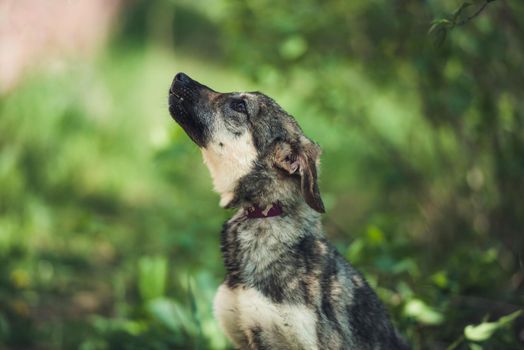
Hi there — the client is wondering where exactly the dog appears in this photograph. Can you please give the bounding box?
[168,72,409,350]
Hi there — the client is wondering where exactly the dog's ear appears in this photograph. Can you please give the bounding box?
[274,138,325,213]
[299,140,325,213]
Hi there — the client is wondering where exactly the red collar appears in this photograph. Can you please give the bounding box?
[245,203,283,219]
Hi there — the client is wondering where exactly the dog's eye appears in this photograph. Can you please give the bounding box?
[230,99,248,114]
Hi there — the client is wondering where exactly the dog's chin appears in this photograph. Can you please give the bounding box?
[168,93,188,119]
[168,102,208,147]
[168,104,186,125]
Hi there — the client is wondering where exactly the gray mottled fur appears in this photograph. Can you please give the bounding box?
[168,73,409,350]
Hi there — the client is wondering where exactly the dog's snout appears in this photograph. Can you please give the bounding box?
[174,72,191,84]
[171,72,195,94]
[171,73,216,96]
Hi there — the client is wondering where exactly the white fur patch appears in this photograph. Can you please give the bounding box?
[214,284,319,350]
[213,284,246,347]
[201,129,257,206]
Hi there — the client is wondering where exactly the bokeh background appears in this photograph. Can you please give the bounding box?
[1,0,523,349]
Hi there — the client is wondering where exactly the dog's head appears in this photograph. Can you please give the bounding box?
[168,72,325,213]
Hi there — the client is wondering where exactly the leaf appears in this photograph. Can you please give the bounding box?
[187,276,203,340]
[346,238,364,262]
[429,19,452,34]
[403,299,444,325]
[497,309,522,324]
[464,310,523,341]
[147,297,198,335]
[464,322,498,342]
[431,271,448,288]
[392,258,419,276]
[138,255,168,302]
[366,225,385,246]
[428,19,451,46]
[279,36,308,60]
[433,27,448,47]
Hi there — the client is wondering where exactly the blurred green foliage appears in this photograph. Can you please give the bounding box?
[1,0,523,349]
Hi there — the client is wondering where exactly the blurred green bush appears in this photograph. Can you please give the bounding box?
[0,0,523,349]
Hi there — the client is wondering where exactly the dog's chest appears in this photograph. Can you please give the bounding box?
[221,216,303,281]
[213,284,318,349]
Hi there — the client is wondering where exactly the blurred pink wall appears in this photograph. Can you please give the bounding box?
[0,0,121,93]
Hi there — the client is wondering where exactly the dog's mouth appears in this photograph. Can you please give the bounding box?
[168,73,212,147]
[168,83,192,120]
[169,90,184,105]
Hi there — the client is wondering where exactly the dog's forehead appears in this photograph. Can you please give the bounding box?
[228,91,267,102]
[239,92,254,98]
[211,91,253,104]
[245,91,274,103]
[214,90,294,128]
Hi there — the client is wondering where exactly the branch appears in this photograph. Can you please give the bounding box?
[429,0,499,46]
[456,0,497,26]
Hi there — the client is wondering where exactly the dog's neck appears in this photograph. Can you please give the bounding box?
[200,132,259,207]
[201,141,317,216]
[233,200,321,226]
[244,202,283,219]
[223,191,323,289]
[222,159,302,209]
[225,200,323,283]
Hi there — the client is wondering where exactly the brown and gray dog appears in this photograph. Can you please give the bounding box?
[168,73,409,350]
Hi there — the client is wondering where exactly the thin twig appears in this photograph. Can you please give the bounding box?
[429,0,499,45]
[456,0,494,26]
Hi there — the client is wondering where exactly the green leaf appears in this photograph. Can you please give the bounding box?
[464,310,523,341]
[429,19,451,34]
[403,299,444,325]
[464,322,498,342]
[147,297,198,335]
[346,238,364,262]
[469,343,483,350]
[279,36,308,60]
[138,255,168,302]
[431,271,448,288]
[392,258,419,276]
[365,225,385,246]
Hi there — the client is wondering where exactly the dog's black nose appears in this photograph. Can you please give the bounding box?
[170,72,214,95]
[174,72,191,84]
